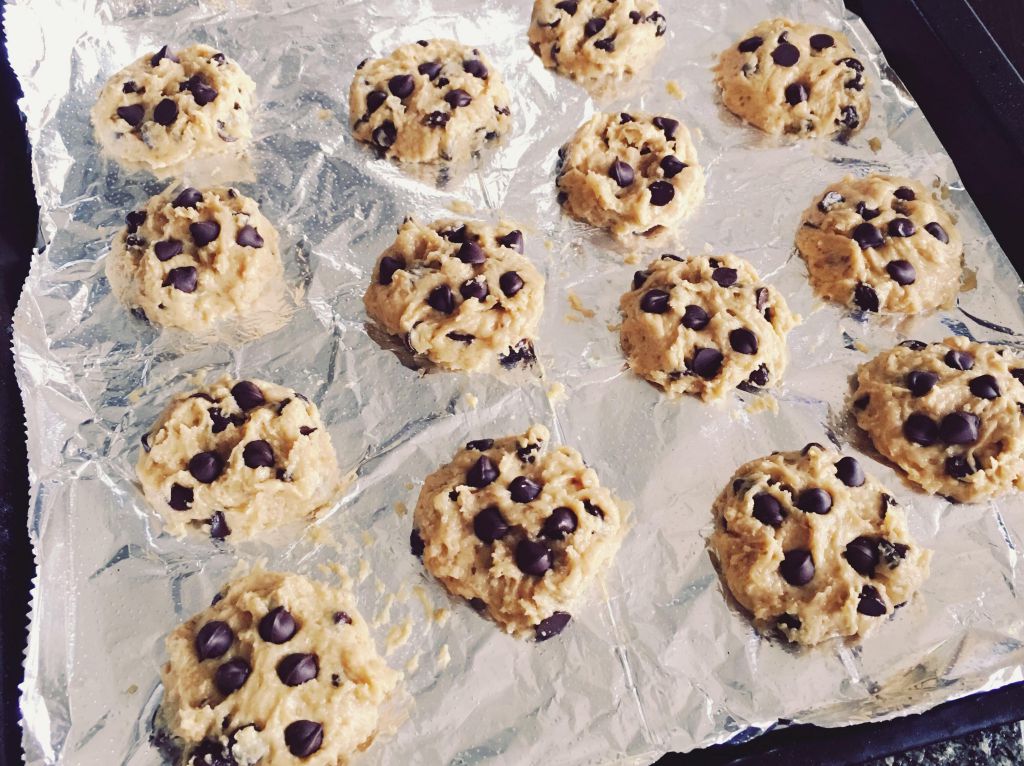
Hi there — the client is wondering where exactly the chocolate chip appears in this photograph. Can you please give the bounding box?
[843,57,865,72]
[839,106,860,129]
[153,239,183,262]
[333,611,352,625]
[169,483,193,511]
[886,260,916,285]
[277,653,319,686]
[473,506,509,543]
[299,426,316,435]
[243,440,274,469]
[388,74,415,98]
[150,45,178,66]
[894,186,916,201]
[903,413,939,446]
[779,549,814,586]
[410,528,425,557]
[852,222,884,250]
[609,159,634,187]
[857,585,887,616]
[195,621,233,660]
[365,90,387,114]
[818,191,845,213]
[463,59,488,78]
[778,614,801,632]
[457,240,486,264]
[209,511,230,539]
[499,339,536,367]
[844,537,879,576]
[500,271,524,298]
[583,17,606,37]
[771,43,800,66]
[427,285,456,314]
[830,459,864,492]
[632,270,650,290]
[555,0,577,13]
[466,438,494,450]
[499,230,524,253]
[619,112,634,123]
[469,597,486,612]
[901,339,928,350]
[594,36,616,52]
[122,80,139,94]
[969,374,1000,400]
[854,394,870,410]
[809,33,835,50]
[515,539,552,576]
[925,222,949,243]
[752,493,784,527]
[172,187,203,209]
[372,121,397,148]
[853,283,879,312]
[745,364,770,388]
[888,218,916,238]
[640,289,670,314]
[729,328,758,355]
[163,266,197,293]
[945,350,974,370]
[906,370,938,397]
[681,305,709,330]
[541,507,577,540]
[214,658,251,696]
[802,442,824,456]
[509,476,543,503]
[940,411,980,444]
[856,202,880,221]
[467,455,499,488]
[445,89,472,109]
[259,607,298,644]
[232,381,265,410]
[739,36,764,53]
[796,488,832,515]
[236,225,264,248]
[712,267,738,287]
[785,82,809,105]
[188,451,224,484]
[659,155,687,178]
[945,454,975,479]
[418,61,442,81]
[284,721,323,757]
[690,348,723,379]
[535,611,571,641]
[125,210,147,233]
[378,255,404,285]
[652,116,678,139]
[116,104,145,127]
[153,98,178,126]
[648,11,667,35]
[455,279,488,305]
[188,78,218,106]
[189,220,220,247]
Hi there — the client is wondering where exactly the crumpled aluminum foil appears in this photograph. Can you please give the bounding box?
[9,0,1024,763]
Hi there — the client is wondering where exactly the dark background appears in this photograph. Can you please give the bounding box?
[1,0,1023,764]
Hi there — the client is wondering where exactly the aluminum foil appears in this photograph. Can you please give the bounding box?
[9,0,1024,763]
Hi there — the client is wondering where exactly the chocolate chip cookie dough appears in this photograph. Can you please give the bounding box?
[528,0,667,85]
[349,39,512,164]
[92,44,255,171]
[853,338,1024,502]
[796,175,963,314]
[160,569,399,765]
[620,254,798,400]
[710,444,931,646]
[412,425,626,640]
[106,185,284,335]
[557,111,704,238]
[714,18,870,138]
[138,377,344,541]
[364,218,544,372]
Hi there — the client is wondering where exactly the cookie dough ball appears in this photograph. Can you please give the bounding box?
[412,425,625,640]
[91,44,255,171]
[528,0,667,84]
[364,218,544,372]
[349,39,512,164]
[557,111,704,238]
[138,377,344,541]
[159,569,399,765]
[620,254,798,400]
[714,18,870,138]
[853,338,1024,502]
[796,175,963,314]
[710,444,931,645]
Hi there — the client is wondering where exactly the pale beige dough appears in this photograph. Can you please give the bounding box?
[159,569,400,765]
[714,18,870,138]
[528,0,666,84]
[796,175,963,314]
[557,111,705,238]
[348,39,511,164]
[92,43,254,171]
[619,253,798,401]
[412,425,626,639]
[853,337,1024,502]
[710,444,931,646]
[138,377,345,542]
[363,218,544,372]
[106,185,284,335]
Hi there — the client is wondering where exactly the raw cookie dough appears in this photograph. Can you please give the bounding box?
[556,111,705,238]
[159,569,399,765]
[138,377,344,541]
[714,18,870,138]
[796,175,963,314]
[620,253,798,400]
[92,43,254,171]
[363,218,544,372]
[853,337,1024,502]
[106,185,284,334]
[528,0,667,84]
[349,39,511,164]
[710,444,931,645]
[412,425,625,640]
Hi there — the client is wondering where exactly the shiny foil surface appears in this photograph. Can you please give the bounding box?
[8,0,1024,763]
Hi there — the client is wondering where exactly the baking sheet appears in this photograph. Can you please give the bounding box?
[8,0,1024,763]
